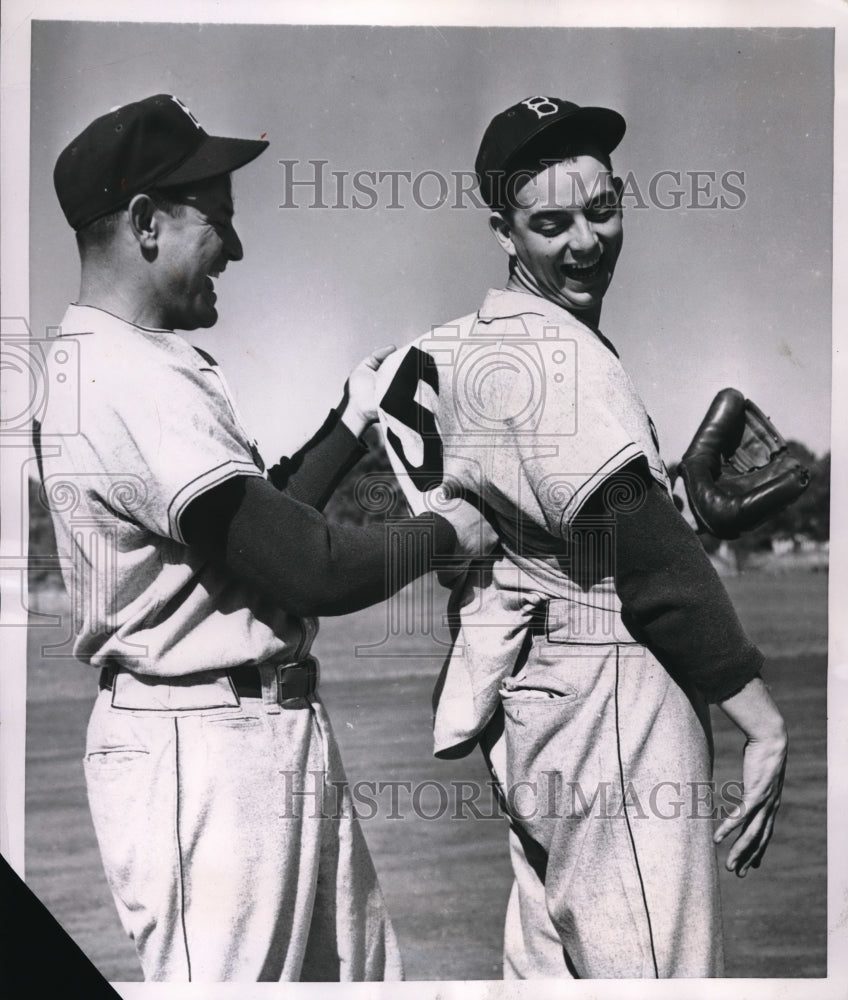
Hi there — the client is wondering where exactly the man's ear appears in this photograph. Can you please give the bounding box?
[488,211,516,258]
[128,193,159,250]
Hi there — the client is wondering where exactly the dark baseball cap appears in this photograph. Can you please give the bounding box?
[54,94,269,230]
[475,97,626,210]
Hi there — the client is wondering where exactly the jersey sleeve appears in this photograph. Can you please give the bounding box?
[516,385,644,535]
[84,352,263,543]
[486,340,645,537]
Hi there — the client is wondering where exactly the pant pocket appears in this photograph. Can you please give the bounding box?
[84,747,151,771]
[499,643,618,850]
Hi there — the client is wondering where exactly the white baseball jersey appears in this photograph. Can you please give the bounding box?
[38,304,315,676]
[376,287,669,753]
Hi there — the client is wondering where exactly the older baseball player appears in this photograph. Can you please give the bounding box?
[37,93,471,982]
[377,97,788,978]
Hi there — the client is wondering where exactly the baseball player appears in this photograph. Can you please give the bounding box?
[377,97,789,978]
[37,93,471,982]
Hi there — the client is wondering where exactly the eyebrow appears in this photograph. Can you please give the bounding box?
[528,190,619,215]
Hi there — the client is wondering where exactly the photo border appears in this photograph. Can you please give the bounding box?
[2,2,845,998]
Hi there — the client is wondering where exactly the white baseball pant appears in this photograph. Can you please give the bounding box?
[83,665,402,981]
[483,596,724,978]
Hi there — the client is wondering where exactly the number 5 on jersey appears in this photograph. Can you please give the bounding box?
[379,346,445,494]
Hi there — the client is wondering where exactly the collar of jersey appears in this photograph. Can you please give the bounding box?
[476,287,618,357]
[64,302,174,335]
[477,287,593,331]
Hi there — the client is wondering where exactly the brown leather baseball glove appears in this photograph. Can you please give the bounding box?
[678,388,810,539]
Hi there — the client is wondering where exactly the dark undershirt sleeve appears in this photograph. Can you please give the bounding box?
[180,475,457,617]
[573,459,764,703]
[266,409,367,510]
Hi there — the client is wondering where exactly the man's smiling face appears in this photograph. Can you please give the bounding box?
[153,174,244,331]
[492,151,623,326]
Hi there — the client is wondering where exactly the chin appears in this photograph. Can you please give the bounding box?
[192,309,219,331]
[556,292,599,313]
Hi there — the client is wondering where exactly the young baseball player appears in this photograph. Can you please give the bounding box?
[377,97,789,978]
[38,93,473,982]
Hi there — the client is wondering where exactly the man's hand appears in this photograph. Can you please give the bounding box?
[338,345,397,438]
[714,676,788,877]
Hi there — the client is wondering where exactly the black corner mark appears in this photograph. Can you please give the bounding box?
[0,854,123,996]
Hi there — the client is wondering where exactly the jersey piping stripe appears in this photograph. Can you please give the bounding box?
[558,442,643,530]
[613,648,659,977]
[168,461,264,543]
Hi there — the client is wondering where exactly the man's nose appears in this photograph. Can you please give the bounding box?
[224,223,243,261]
[569,215,599,255]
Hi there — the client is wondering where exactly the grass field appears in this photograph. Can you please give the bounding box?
[24,569,827,981]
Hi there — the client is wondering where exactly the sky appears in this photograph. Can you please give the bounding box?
[28,21,832,465]
[4,5,847,995]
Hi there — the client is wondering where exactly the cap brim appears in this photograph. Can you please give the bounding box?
[157,134,269,187]
[506,106,626,173]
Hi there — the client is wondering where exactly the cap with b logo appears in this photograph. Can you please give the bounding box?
[54,94,269,230]
[475,96,626,210]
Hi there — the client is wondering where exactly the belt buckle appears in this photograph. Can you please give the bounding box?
[274,656,318,703]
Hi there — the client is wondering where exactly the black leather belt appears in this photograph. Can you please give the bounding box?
[528,602,549,635]
[99,657,319,704]
[231,657,319,702]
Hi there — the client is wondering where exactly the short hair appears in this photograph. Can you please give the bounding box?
[75,173,233,258]
[74,187,187,254]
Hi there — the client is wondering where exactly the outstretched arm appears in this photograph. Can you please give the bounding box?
[181,474,459,617]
